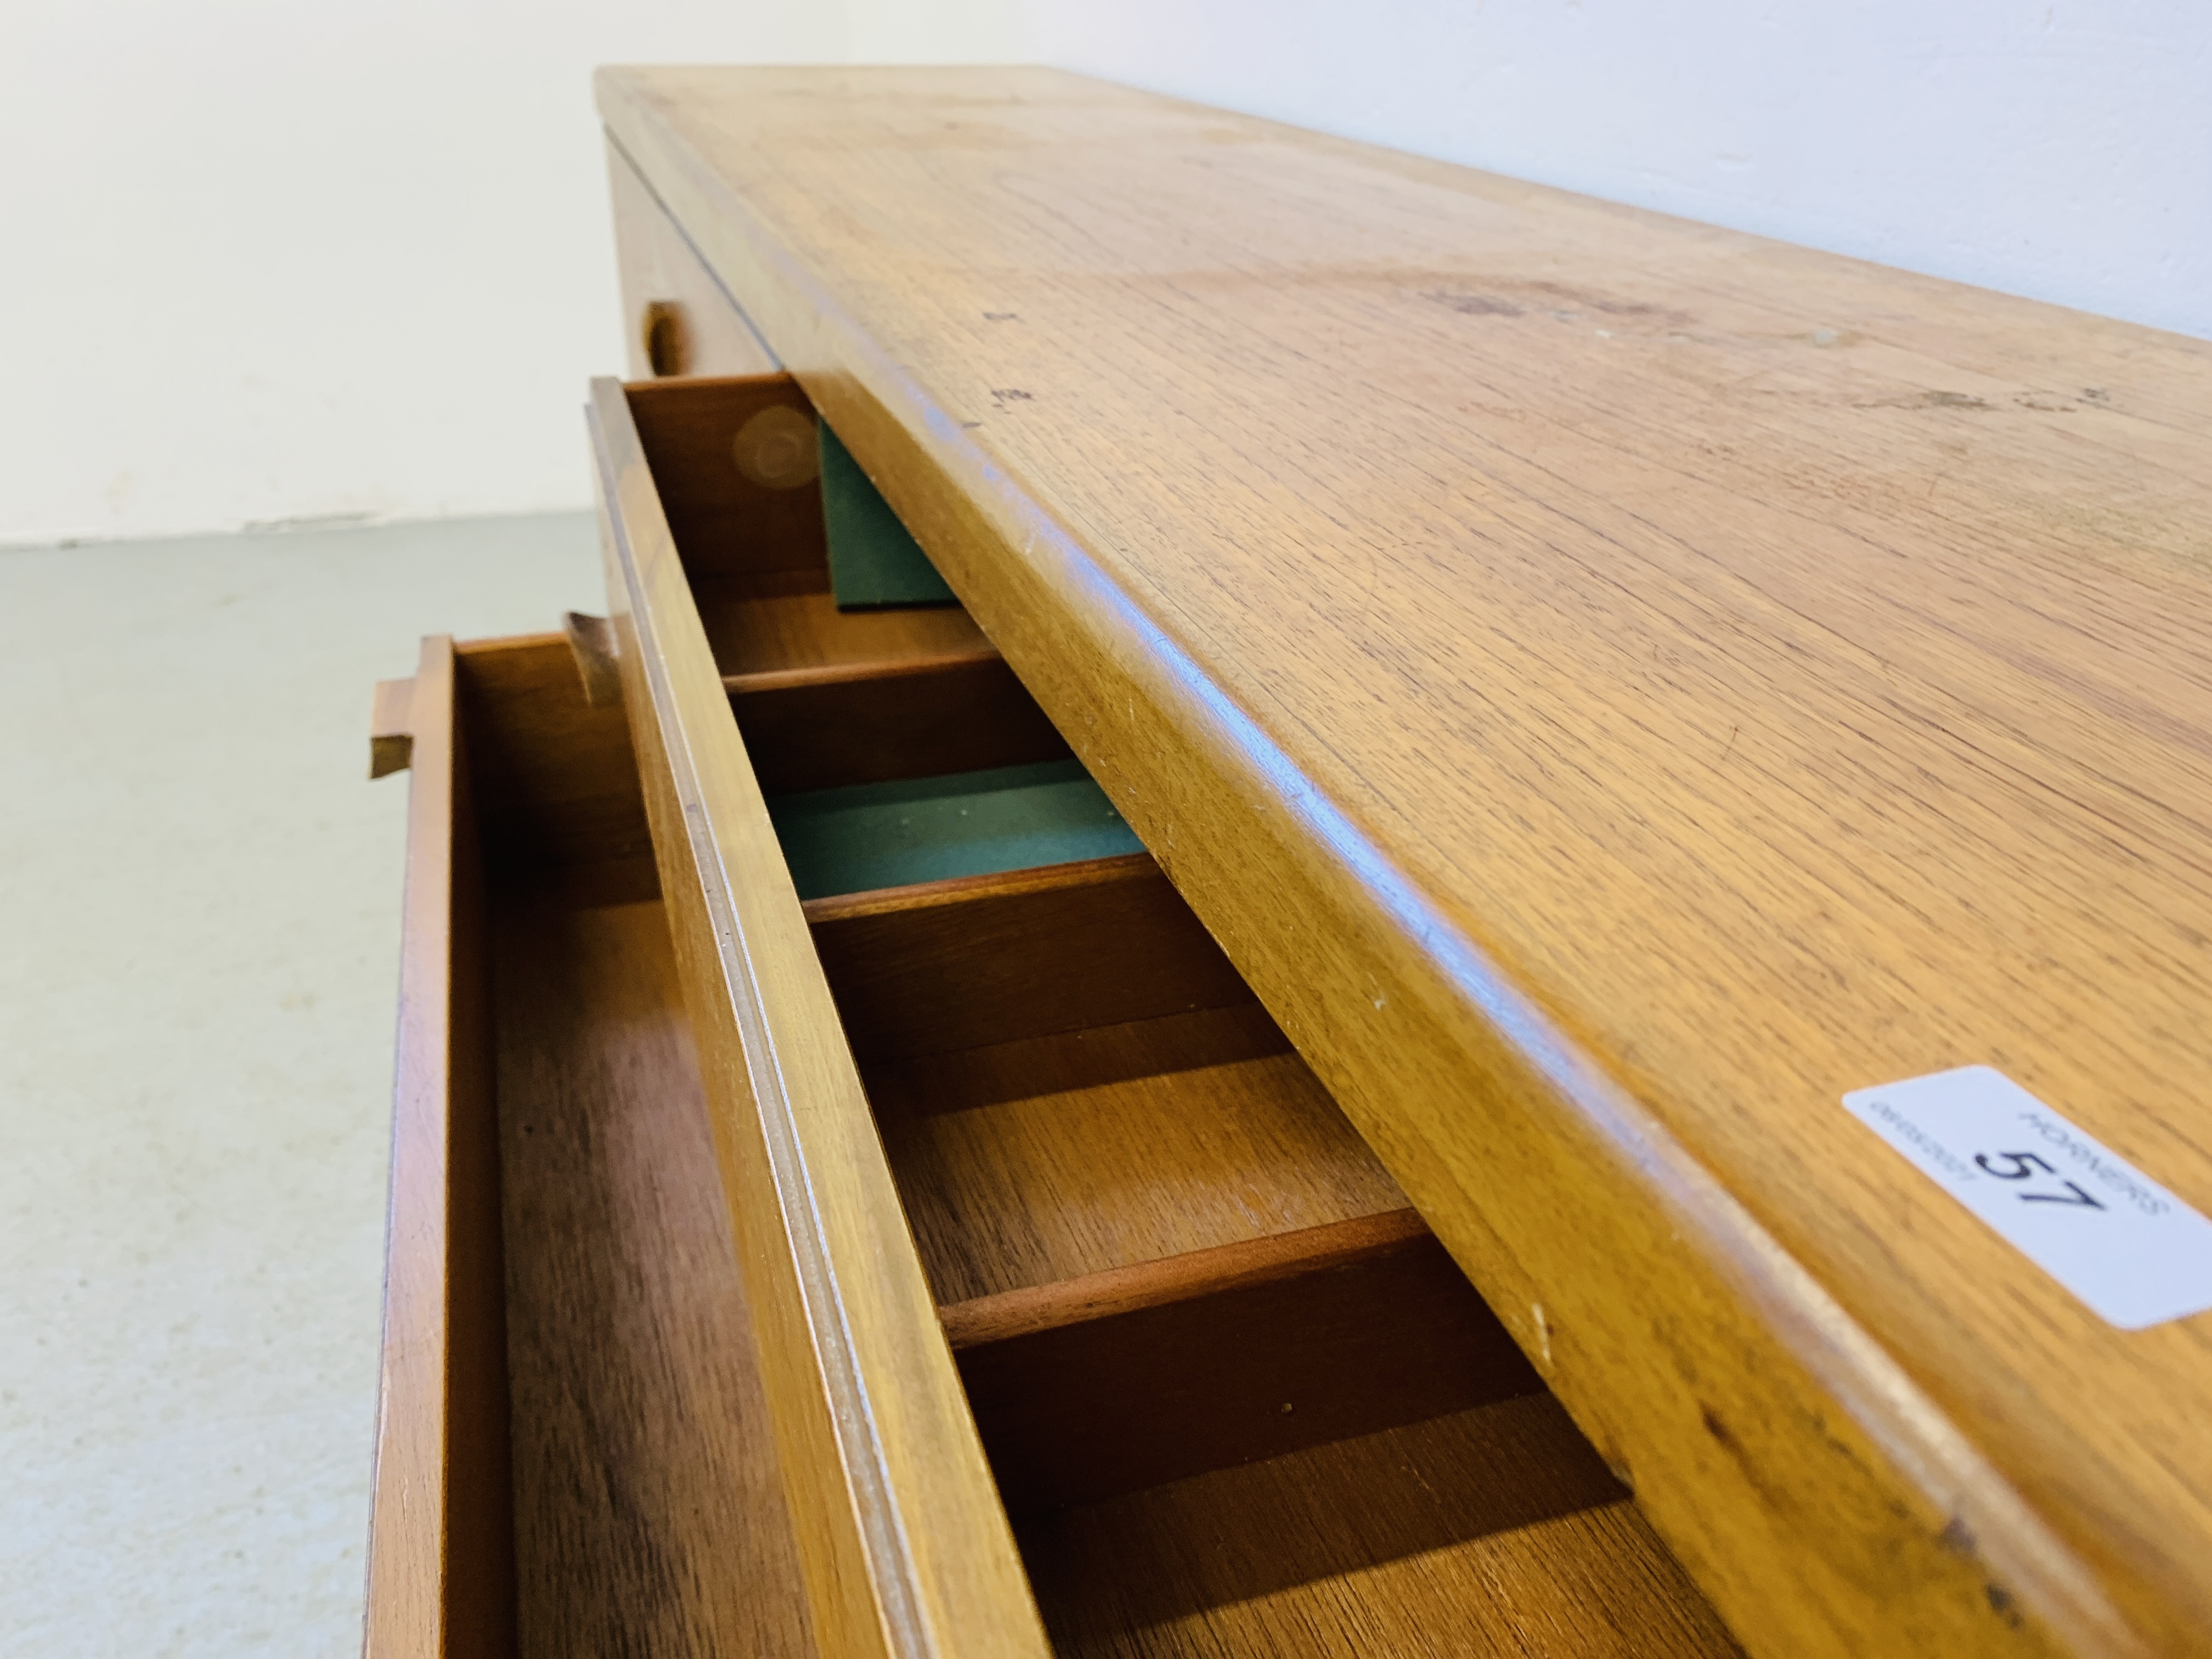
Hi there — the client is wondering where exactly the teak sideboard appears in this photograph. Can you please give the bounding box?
[362,66,2212,1659]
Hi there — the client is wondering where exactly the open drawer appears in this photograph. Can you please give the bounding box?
[362,631,816,1656]
[519,368,1748,1656]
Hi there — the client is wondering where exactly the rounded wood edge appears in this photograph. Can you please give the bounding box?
[588,378,1054,1659]
[584,112,2148,1656]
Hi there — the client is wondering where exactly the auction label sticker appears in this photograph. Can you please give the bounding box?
[1843,1065,2212,1330]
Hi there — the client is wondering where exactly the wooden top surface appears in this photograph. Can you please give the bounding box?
[599,66,2212,1656]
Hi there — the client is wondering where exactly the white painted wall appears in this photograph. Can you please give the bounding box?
[0,0,1018,546]
[3,1,2204,545]
[1038,1,2212,341]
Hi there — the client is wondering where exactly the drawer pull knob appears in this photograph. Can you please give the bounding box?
[641,299,689,377]
[563,612,623,708]
[731,404,821,491]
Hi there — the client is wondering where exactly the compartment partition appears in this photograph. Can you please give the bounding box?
[630,373,1143,899]
[582,371,1749,1657]
[796,836,1743,1654]
[814,855,1412,1300]
[793,819,1743,1653]
[733,652,1066,794]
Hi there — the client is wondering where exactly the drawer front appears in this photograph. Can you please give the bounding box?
[584,370,1751,1659]
[364,637,514,1659]
[607,138,778,381]
[587,378,1052,1659]
[365,631,821,1659]
[595,66,2209,1659]
[363,605,1742,1658]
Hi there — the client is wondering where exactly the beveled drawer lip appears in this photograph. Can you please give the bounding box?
[369,493,1734,1655]
[364,634,505,1659]
[594,67,2180,1659]
[585,373,1053,1659]
[362,628,812,1659]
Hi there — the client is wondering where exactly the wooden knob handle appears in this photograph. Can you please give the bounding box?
[641,300,689,377]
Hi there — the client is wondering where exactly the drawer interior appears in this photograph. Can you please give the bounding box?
[447,637,815,1658]
[627,376,991,681]
[634,373,1146,898]
[624,375,1747,1657]
[815,854,1408,1302]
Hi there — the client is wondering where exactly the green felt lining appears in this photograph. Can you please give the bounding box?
[820,423,958,609]
[765,758,1146,900]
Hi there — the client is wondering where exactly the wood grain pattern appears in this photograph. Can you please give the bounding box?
[561,612,623,709]
[600,66,2212,1657]
[734,650,1067,795]
[608,137,778,381]
[939,1205,1432,1347]
[456,634,654,874]
[589,376,1054,1659]
[946,1210,1544,1513]
[1021,1396,1742,1658]
[370,633,808,1656]
[622,373,994,672]
[722,647,995,697]
[865,1003,1408,1304]
[364,636,514,1659]
[806,854,1256,1062]
[624,376,827,595]
[496,891,812,1659]
[698,583,990,679]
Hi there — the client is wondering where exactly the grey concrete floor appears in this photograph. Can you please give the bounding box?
[1,513,605,1656]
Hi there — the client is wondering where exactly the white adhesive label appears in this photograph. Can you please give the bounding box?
[1843,1066,2212,1330]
